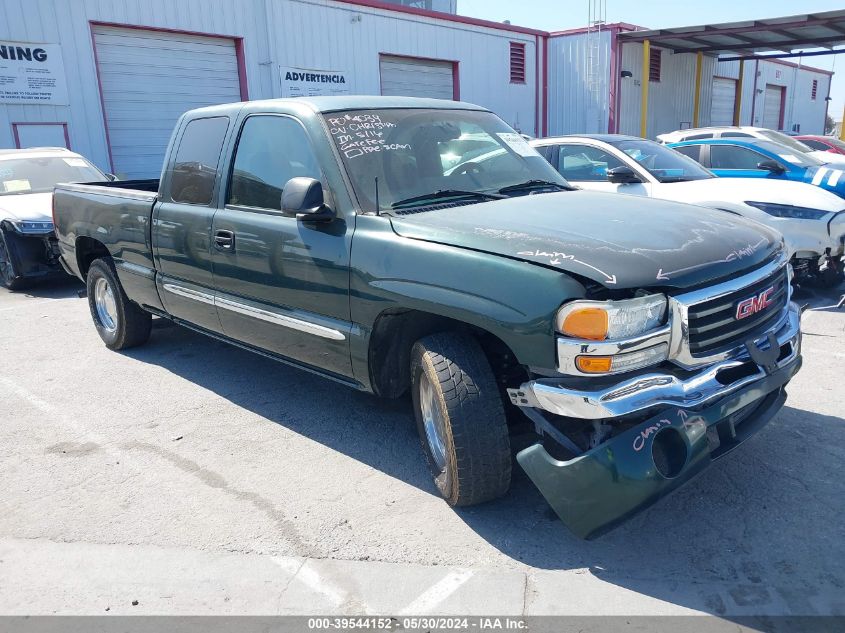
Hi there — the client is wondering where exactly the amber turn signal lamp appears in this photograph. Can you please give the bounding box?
[576,356,613,373]
[561,308,609,341]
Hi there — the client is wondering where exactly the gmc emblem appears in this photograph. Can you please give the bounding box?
[736,286,775,320]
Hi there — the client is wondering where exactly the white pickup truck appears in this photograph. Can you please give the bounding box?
[531,135,845,286]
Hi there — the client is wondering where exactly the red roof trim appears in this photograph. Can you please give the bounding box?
[549,22,645,37]
[331,0,546,36]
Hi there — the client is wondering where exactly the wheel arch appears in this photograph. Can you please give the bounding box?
[75,236,112,279]
[367,307,526,399]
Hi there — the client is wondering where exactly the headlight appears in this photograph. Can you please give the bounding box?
[745,201,830,220]
[557,294,667,341]
[6,220,54,234]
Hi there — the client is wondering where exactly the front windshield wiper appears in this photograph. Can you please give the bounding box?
[497,179,573,194]
[390,189,505,210]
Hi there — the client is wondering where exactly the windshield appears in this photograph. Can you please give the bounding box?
[323,109,568,212]
[754,140,824,167]
[0,155,104,196]
[757,129,814,154]
[610,139,713,182]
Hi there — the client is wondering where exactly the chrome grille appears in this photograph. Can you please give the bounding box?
[686,266,789,357]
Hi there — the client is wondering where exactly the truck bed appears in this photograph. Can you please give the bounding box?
[52,179,161,309]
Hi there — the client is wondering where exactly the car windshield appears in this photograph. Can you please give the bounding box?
[610,139,713,182]
[816,137,845,152]
[757,129,815,154]
[322,109,569,213]
[0,155,104,196]
[753,140,824,167]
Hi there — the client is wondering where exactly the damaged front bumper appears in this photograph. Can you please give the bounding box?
[510,301,802,540]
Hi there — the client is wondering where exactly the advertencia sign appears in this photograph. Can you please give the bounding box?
[0,40,69,105]
[280,65,350,98]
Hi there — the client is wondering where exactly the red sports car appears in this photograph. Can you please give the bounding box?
[796,135,845,156]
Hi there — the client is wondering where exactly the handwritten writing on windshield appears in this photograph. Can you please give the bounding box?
[326,113,411,159]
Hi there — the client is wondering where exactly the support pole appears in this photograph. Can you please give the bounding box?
[693,51,703,127]
[841,101,845,142]
[640,39,650,138]
[733,59,745,126]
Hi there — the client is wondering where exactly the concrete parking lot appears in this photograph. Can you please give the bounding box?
[0,278,843,618]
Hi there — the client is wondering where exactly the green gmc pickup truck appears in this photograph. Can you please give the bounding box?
[53,97,802,539]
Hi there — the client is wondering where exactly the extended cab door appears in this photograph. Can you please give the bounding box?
[153,115,231,331]
[210,113,353,377]
[550,143,652,196]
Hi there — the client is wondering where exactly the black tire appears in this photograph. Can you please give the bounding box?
[86,258,151,350]
[410,332,511,507]
[0,232,28,291]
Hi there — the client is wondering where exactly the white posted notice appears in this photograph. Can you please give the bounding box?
[280,66,351,98]
[0,40,69,105]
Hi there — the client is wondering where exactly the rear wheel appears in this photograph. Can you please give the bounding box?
[86,258,151,350]
[410,332,511,506]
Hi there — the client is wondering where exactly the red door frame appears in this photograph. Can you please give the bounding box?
[11,122,71,149]
[764,83,787,130]
[88,20,249,172]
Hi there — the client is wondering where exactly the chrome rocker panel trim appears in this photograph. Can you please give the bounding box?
[162,281,346,341]
[512,301,800,420]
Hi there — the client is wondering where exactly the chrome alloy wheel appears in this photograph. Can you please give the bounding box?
[94,276,118,333]
[419,373,447,472]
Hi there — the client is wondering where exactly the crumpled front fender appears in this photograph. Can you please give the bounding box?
[517,354,801,540]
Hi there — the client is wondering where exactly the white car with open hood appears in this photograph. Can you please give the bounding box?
[530,135,845,286]
[0,147,106,290]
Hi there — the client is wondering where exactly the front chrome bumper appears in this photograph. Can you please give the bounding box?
[508,301,801,420]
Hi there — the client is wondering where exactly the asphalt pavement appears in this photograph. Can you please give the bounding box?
[0,277,843,619]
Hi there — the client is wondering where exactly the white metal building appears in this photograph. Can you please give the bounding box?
[1,1,840,175]
[547,17,838,139]
[0,0,543,177]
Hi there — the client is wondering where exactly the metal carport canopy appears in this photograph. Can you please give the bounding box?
[616,9,845,55]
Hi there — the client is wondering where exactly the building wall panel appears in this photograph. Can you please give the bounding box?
[716,59,830,134]
[618,42,715,138]
[546,30,612,136]
[0,0,539,172]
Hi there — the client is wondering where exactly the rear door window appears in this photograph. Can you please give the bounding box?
[169,116,230,205]
[672,145,702,163]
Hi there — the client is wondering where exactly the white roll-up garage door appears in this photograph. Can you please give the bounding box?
[93,25,243,179]
[710,77,736,126]
[379,55,455,100]
[762,84,784,131]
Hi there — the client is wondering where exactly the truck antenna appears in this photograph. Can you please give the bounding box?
[374,177,381,216]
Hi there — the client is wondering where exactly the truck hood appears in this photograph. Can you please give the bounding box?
[0,192,54,223]
[652,177,845,211]
[389,190,783,290]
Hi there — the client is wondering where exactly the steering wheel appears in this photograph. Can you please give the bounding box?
[450,160,486,187]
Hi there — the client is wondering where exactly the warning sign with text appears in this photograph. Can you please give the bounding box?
[0,40,69,105]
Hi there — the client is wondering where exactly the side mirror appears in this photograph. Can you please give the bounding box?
[104,173,117,181]
[281,177,334,222]
[757,160,785,174]
[607,166,643,184]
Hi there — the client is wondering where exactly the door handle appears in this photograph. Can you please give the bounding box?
[214,230,235,251]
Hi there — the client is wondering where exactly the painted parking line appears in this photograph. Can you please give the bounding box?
[398,569,474,615]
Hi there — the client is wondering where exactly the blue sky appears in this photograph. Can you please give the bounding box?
[458,0,845,125]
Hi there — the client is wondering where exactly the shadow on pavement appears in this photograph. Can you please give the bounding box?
[120,296,844,616]
[1,276,83,299]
